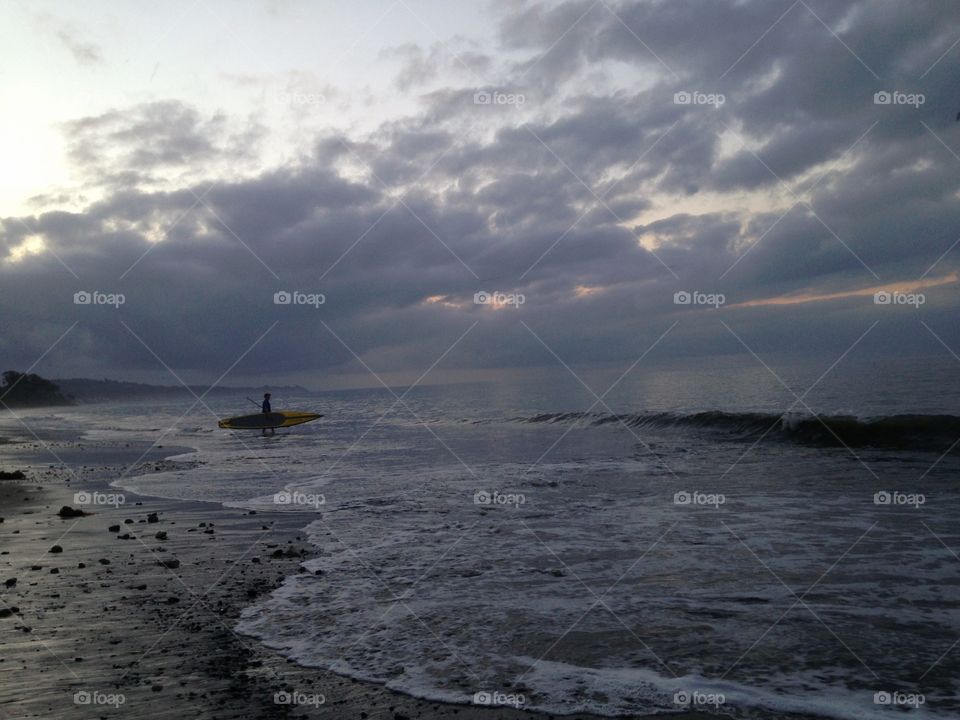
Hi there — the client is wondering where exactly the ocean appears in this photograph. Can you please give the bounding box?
[11,354,960,719]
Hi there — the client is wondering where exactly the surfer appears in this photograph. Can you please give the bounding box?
[261,393,274,436]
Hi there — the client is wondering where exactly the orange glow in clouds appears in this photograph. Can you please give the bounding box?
[728,273,957,308]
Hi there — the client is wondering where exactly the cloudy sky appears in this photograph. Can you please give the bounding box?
[2,0,959,389]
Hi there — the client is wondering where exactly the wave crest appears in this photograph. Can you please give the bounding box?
[518,411,960,450]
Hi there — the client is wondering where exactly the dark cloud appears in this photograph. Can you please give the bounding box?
[3,0,960,385]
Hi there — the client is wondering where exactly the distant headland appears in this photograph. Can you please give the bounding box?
[0,371,309,406]
[0,371,73,407]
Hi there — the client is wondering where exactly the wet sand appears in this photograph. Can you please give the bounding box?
[0,441,719,720]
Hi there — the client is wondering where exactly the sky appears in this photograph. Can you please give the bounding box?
[1,0,959,390]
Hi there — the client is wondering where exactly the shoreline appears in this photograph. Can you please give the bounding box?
[0,440,721,720]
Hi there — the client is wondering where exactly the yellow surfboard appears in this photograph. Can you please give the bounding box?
[218,411,322,430]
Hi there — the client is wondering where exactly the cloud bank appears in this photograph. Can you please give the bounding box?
[3,0,959,386]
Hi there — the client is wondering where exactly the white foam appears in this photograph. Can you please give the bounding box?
[43,398,960,719]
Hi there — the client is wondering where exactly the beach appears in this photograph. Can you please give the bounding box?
[2,370,958,720]
[0,436,721,720]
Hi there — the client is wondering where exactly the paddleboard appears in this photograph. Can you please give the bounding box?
[218,411,322,430]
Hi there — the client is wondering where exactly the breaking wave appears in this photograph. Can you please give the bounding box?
[516,411,960,450]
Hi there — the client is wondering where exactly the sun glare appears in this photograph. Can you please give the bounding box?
[7,234,46,262]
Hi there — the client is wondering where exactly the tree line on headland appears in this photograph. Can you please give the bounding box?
[0,370,310,405]
[0,371,73,406]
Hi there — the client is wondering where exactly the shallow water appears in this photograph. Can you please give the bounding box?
[6,355,959,718]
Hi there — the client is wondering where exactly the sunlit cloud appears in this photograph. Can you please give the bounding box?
[6,234,46,263]
[728,273,958,309]
[574,284,604,298]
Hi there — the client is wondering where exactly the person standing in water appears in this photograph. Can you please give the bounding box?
[261,392,274,436]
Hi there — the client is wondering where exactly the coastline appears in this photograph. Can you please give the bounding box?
[0,439,720,720]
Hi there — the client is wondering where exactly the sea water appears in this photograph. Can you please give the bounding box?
[9,355,960,718]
